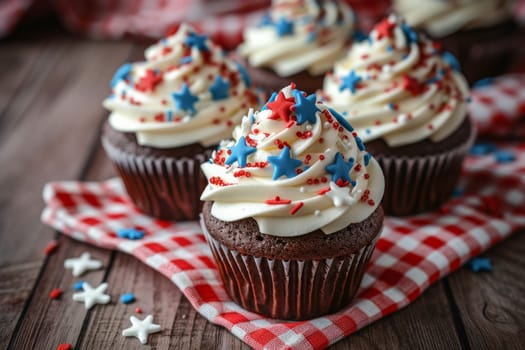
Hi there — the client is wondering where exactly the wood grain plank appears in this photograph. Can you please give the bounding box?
[447,232,525,350]
[0,35,134,266]
[0,261,41,349]
[332,281,463,349]
[7,237,111,350]
[2,34,135,349]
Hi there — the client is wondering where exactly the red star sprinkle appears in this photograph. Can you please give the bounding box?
[56,343,73,350]
[266,92,295,123]
[135,69,163,92]
[375,18,396,40]
[401,74,423,96]
[49,288,63,299]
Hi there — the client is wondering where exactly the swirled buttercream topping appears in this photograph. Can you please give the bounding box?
[103,24,258,148]
[200,84,384,237]
[323,15,470,147]
[394,0,514,37]
[239,0,355,77]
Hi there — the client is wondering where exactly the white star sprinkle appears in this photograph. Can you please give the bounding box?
[122,315,162,344]
[64,252,103,276]
[325,182,356,207]
[72,282,111,309]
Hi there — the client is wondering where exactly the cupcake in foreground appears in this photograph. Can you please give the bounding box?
[237,0,356,94]
[102,24,259,221]
[393,0,518,83]
[200,84,384,320]
[322,15,475,216]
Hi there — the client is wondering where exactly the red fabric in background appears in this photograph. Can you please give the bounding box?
[0,0,390,48]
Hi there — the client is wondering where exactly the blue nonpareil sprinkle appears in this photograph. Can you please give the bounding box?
[467,257,493,273]
[166,110,173,122]
[306,31,317,43]
[73,281,85,291]
[386,45,393,52]
[442,51,461,72]
[494,150,516,163]
[120,293,136,304]
[452,187,464,198]
[356,137,365,151]
[364,153,371,166]
[473,77,495,89]
[388,102,396,110]
[259,13,273,26]
[117,228,145,240]
[470,142,497,156]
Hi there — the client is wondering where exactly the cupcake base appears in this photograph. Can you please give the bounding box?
[366,118,476,216]
[201,201,384,320]
[101,121,214,221]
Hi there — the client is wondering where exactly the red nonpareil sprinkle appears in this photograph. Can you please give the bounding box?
[290,202,304,215]
[56,343,72,350]
[135,307,142,314]
[319,155,325,160]
[367,199,375,206]
[49,288,62,299]
[364,173,370,179]
[162,46,172,55]
[265,196,292,205]
[354,164,362,172]
[154,113,164,122]
[209,177,231,187]
[161,99,167,105]
[44,240,59,255]
[219,106,226,113]
[318,187,330,195]
[212,118,220,124]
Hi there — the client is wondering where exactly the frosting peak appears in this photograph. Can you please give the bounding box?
[201,84,384,237]
[239,0,355,77]
[323,15,470,147]
[103,24,258,148]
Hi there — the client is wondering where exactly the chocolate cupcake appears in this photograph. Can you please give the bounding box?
[323,15,475,216]
[200,84,385,320]
[237,0,356,94]
[393,0,519,84]
[102,24,259,221]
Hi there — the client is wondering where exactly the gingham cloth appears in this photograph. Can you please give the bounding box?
[41,76,525,349]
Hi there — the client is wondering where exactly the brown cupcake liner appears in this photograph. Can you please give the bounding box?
[201,218,380,320]
[102,138,212,221]
[376,126,476,216]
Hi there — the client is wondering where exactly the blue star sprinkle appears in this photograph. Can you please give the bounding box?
[172,84,199,116]
[401,23,418,44]
[467,257,493,272]
[292,90,318,124]
[184,32,209,51]
[267,146,302,180]
[339,70,362,94]
[73,281,85,291]
[235,62,252,87]
[275,17,294,37]
[473,77,494,89]
[209,76,230,100]
[329,108,354,132]
[117,228,145,240]
[326,152,354,184]
[494,150,516,163]
[442,51,461,72]
[111,63,132,87]
[225,136,256,168]
[470,142,497,156]
[120,293,136,304]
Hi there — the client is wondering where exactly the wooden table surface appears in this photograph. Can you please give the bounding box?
[1,24,524,350]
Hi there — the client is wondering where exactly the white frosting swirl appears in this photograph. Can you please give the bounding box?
[394,0,514,38]
[323,15,470,147]
[103,24,258,148]
[201,84,384,237]
[239,0,355,77]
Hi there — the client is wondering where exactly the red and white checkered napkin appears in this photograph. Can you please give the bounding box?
[468,74,525,138]
[41,140,525,349]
